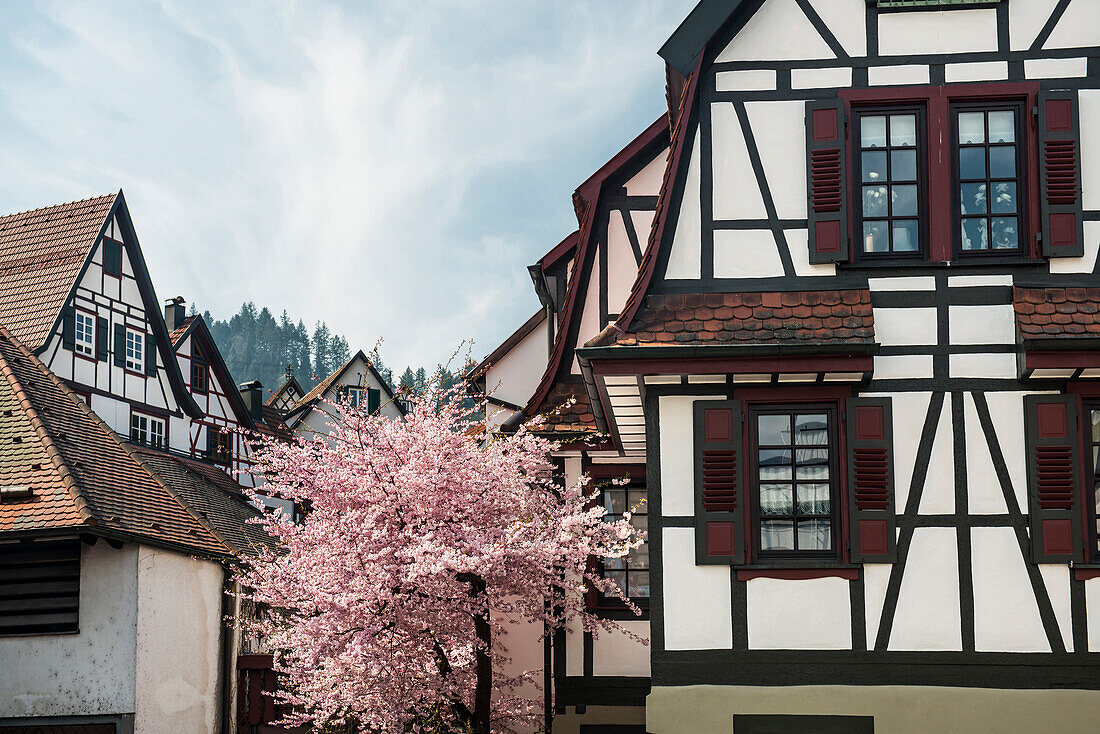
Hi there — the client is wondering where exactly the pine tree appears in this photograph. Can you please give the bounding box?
[312,322,333,380]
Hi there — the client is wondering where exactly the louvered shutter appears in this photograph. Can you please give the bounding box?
[145,334,157,376]
[367,388,381,415]
[61,306,75,350]
[1024,394,1084,563]
[1038,90,1084,258]
[103,239,122,276]
[846,397,897,563]
[806,99,849,264]
[693,400,744,564]
[96,317,108,361]
[113,324,125,367]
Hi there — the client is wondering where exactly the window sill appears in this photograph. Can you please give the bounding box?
[736,564,860,581]
[842,257,1043,271]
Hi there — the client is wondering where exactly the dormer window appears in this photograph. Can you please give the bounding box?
[125,329,144,372]
[74,312,95,357]
[191,341,208,394]
[131,412,165,450]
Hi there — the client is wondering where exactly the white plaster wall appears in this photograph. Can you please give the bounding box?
[625,150,667,196]
[711,102,766,221]
[607,211,641,316]
[715,0,834,62]
[807,0,866,57]
[873,308,937,347]
[863,563,892,646]
[877,391,931,511]
[983,392,1031,512]
[746,577,851,650]
[971,527,1049,652]
[716,70,776,92]
[497,613,544,726]
[1086,578,1100,652]
[889,527,962,651]
[1043,0,1098,50]
[573,257,601,374]
[134,546,224,734]
[659,395,705,517]
[949,305,1016,346]
[963,393,1009,516]
[918,400,955,516]
[745,100,807,219]
[713,230,784,279]
[1079,91,1100,212]
[0,542,138,718]
[1039,564,1074,652]
[1010,0,1062,50]
[666,132,701,279]
[877,9,997,56]
[592,620,650,676]
[662,527,732,650]
[484,318,548,408]
[785,229,835,277]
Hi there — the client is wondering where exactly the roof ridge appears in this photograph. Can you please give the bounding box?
[0,193,117,223]
[0,328,96,526]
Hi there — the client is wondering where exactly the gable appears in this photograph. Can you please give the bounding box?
[714,0,836,63]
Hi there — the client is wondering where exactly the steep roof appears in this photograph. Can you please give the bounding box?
[265,374,305,408]
[286,350,403,421]
[0,326,270,557]
[0,194,116,348]
[169,314,256,430]
[1014,287,1100,341]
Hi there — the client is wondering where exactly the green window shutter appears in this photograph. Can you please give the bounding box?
[145,334,157,376]
[103,239,122,276]
[1024,394,1084,563]
[1038,90,1084,258]
[693,399,745,565]
[367,388,381,415]
[61,306,75,351]
[846,397,898,563]
[113,324,125,367]
[806,99,849,264]
[96,317,109,361]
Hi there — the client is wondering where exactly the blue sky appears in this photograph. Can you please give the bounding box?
[0,0,694,374]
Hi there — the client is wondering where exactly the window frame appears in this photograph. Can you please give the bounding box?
[951,98,1030,259]
[1083,401,1100,562]
[592,481,649,611]
[130,411,166,450]
[124,328,145,374]
[73,309,96,359]
[346,386,364,408]
[208,427,233,465]
[748,403,842,563]
[851,104,929,262]
[191,341,209,395]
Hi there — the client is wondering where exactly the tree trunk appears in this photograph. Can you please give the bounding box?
[458,573,492,734]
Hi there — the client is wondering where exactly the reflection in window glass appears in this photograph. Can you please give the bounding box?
[600,486,648,602]
[956,106,1022,253]
[858,110,921,255]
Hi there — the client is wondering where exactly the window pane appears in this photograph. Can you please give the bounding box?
[604,491,625,514]
[863,221,889,253]
[627,489,646,511]
[758,415,790,445]
[991,181,1017,214]
[1092,410,1100,443]
[991,217,1019,250]
[759,450,792,480]
[861,115,887,148]
[891,185,917,217]
[797,519,832,551]
[794,414,828,444]
[628,572,650,599]
[862,185,888,217]
[604,556,626,570]
[797,483,832,515]
[961,218,988,250]
[988,110,1015,143]
[890,149,916,181]
[795,459,828,481]
[760,520,795,551]
[958,112,985,144]
[959,147,985,179]
[892,220,920,252]
[630,514,646,534]
[961,183,988,214]
[607,570,627,593]
[862,150,887,182]
[760,483,793,515]
[989,145,1016,178]
[889,114,916,146]
[629,543,648,570]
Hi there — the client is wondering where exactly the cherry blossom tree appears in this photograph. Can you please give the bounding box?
[236,386,644,734]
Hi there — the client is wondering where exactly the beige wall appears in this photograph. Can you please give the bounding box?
[647,684,1100,734]
[554,705,646,734]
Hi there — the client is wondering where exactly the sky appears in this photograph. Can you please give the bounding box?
[0,0,695,374]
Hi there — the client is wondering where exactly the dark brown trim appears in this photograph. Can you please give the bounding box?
[736,566,858,581]
[590,354,874,377]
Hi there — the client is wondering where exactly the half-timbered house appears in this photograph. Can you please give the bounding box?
[283,350,403,439]
[488,1,1100,732]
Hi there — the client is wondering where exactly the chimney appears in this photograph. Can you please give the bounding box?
[164,296,186,332]
[238,380,264,422]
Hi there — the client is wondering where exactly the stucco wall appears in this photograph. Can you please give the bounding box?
[133,545,224,734]
[0,541,139,719]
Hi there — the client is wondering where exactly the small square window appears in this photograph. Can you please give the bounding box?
[125,330,144,372]
[346,386,364,408]
[74,313,95,357]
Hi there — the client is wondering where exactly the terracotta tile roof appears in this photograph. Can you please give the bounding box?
[287,350,401,421]
[257,404,295,443]
[0,325,266,557]
[0,194,116,348]
[533,377,597,436]
[169,315,195,344]
[592,290,875,347]
[1014,287,1100,339]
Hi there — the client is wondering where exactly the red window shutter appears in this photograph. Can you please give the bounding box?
[693,400,744,564]
[1038,91,1084,258]
[846,397,897,563]
[806,99,849,264]
[1024,394,1084,563]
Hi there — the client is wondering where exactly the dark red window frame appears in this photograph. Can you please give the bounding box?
[584,463,649,615]
[1067,383,1100,570]
[840,82,1040,263]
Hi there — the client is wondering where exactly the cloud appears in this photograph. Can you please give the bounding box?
[0,0,693,372]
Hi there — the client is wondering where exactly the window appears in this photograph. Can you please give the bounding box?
[125,329,143,372]
[346,386,364,408]
[191,361,208,394]
[954,103,1026,254]
[131,413,165,449]
[103,237,123,276]
[208,429,232,464]
[598,485,648,604]
[1086,406,1100,557]
[0,540,80,635]
[752,407,837,557]
[74,312,95,357]
[854,108,924,258]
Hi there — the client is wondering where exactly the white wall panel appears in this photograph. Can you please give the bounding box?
[1039,564,1074,652]
[1010,0,1061,50]
[807,0,867,57]
[662,528,733,650]
[791,67,852,89]
[886,391,932,511]
[625,150,667,196]
[868,65,930,86]
[1043,0,1097,50]
[878,9,997,55]
[712,103,767,221]
[972,527,1049,652]
[715,0,834,62]
[864,563,892,647]
[484,318,548,408]
[890,527,962,651]
[573,255,601,374]
[1024,57,1088,79]
[949,353,1016,379]
[982,392,1031,513]
[1087,578,1100,652]
[1079,92,1100,211]
[713,230,785,278]
[945,61,1008,83]
[593,620,650,676]
[873,355,934,381]
[716,70,776,92]
[659,395,705,517]
[785,229,835,277]
[918,400,955,516]
[746,100,807,219]
[607,211,640,316]
[746,577,851,650]
[665,133,701,279]
[949,305,1016,345]
[873,308,937,346]
[963,393,1009,516]
[867,276,934,291]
